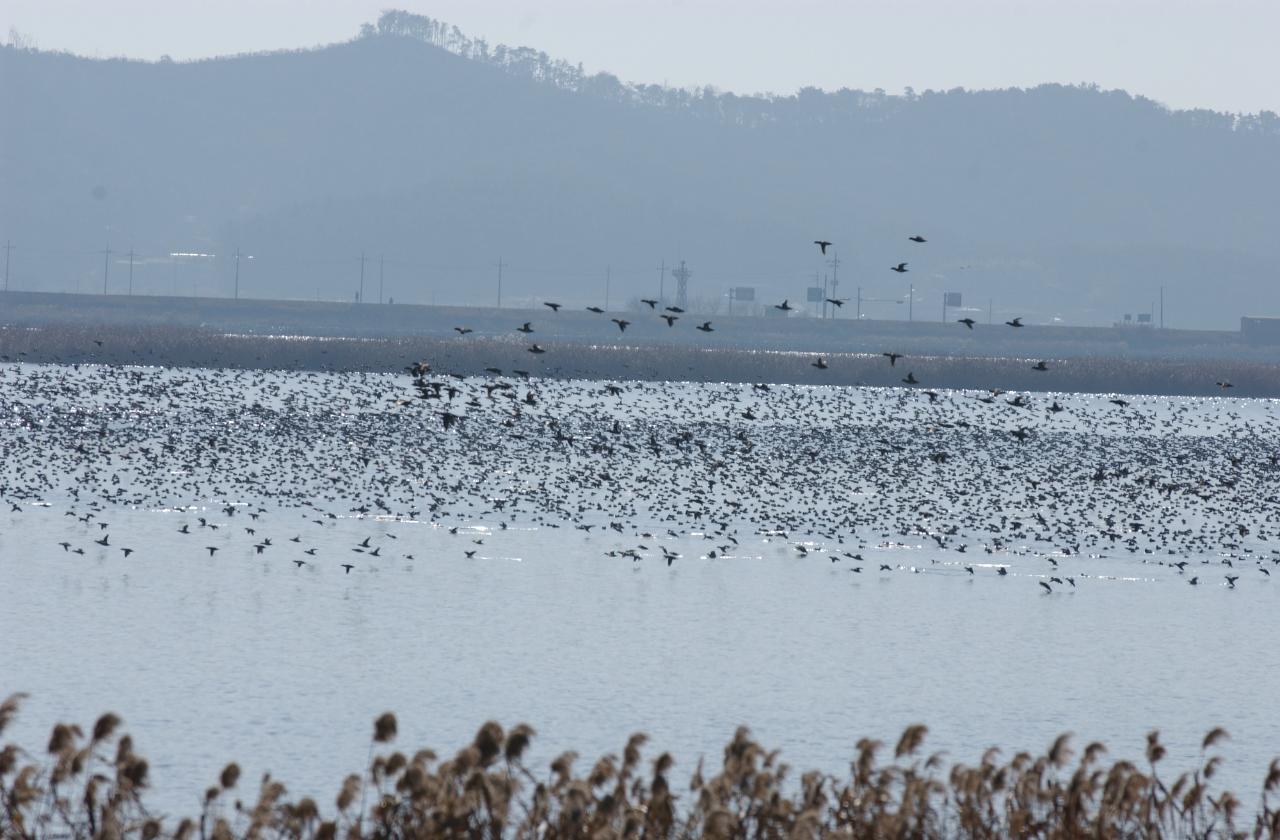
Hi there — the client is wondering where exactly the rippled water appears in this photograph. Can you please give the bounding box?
[2,363,1278,815]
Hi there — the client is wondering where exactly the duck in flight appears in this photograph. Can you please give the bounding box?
[586,306,604,314]
[814,240,832,254]
[883,352,902,367]
[516,322,534,334]
[775,299,793,312]
[543,302,562,312]
[891,263,908,273]
[909,235,927,243]
[641,299,658,309]
[825,298,846,308]
[696,321,714,332]
[661,315,678,327]
[1006,317,1023,327]
[958,318,975,329]
[611,318,630,332]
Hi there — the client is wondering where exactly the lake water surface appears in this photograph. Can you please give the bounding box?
[2,363,1278,816]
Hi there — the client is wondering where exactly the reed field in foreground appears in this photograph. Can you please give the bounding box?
[2,695,1279,839]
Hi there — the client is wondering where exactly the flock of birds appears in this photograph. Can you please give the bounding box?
[2,351,1277,597]
[442,237,1099,390]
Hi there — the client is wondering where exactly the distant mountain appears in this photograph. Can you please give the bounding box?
[2,11,1278,328]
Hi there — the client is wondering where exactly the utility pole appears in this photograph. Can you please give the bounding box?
[358,252,365,303]
[379,255,385,304]
[128,249,135,296]
[234,249,241,300]
[102,245,113,295]
[605,265,611,310]
[672,260,691,309]
[908,282,913,322]
[497,257,503,308]
[827,251,840,319]
[657,259,666,303]
[3,240,12,292]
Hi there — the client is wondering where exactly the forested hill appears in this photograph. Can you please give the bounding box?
[2,11,1278,329]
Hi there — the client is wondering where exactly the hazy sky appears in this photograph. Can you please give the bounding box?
[5,0,1278,115]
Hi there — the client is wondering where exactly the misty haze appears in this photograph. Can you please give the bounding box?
[2,8,1280,839]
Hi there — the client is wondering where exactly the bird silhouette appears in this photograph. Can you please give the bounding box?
[641,299,658,309]
[883,352,902,367]
[814,240,832,254]
[696,321,714,332]
[543,302,562,312]
[1006,317,1024,327]
[775,299,793,312]
[516,322,534,333]
[909,235,927,243]
[812,357,828,370]
[891,262,908,273]
[586,306,604,314]
[958,318,975,329]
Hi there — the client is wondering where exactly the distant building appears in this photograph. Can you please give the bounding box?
[1241,316,1280,343]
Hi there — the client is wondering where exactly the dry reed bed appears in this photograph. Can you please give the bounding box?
[3,695,1278,839]
[4,323,1280,397]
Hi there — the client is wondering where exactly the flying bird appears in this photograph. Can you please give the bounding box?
[696,321,714,332]
[775,299,793,312]
[891,263,908,273]
[543,302,562,312]
[814,240,832,254]
[1006,317,1024,327]
[958,318,975,329]
[908,235,927,243]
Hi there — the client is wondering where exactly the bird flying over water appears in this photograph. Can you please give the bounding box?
[958,318,975,329]
[543,302,562,312]
[814,240,832,254]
